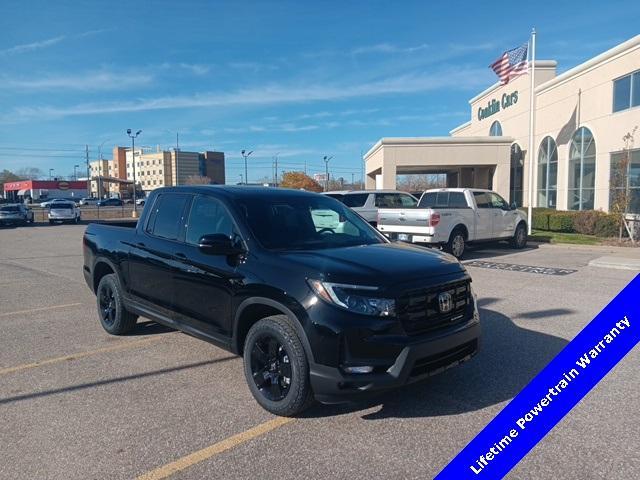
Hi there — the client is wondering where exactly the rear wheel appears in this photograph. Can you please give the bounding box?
[243,315,313,416]
[510,223,528,249]
[446,228,466,259]
[96,273,138,335]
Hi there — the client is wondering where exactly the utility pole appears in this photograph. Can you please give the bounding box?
[74,164,79,181]
[323,155,333,191]
[351,172,354,187]
[361,149,365,190]
[127,129,142,217]
[86,145,90,196]
[176,132,179,186]
[273,153,279,187]
[241,150,253,184]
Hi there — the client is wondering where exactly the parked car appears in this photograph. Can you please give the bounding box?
[0,203,34,226]
[96,198,123,207]
[40,198,68,208]
[48,202,81,224]
[83,186,480,416]
[323,190,418,226]
[377,188,528,259]
[79,197,99,206]
[135,197,146,206]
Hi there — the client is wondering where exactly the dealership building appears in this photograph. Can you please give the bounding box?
[365,34,640,212]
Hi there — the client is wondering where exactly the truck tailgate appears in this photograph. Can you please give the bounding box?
[377,208,432,227]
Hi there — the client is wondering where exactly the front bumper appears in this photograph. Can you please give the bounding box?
[310,318,479,403]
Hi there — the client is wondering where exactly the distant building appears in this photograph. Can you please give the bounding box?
[3,180,87,202]
[90,147,226,197]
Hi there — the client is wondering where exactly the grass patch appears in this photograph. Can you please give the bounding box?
[530,230,601,245]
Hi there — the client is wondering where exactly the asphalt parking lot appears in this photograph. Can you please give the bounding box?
[1,224,638,480]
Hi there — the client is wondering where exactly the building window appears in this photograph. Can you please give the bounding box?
[510,143,524,207]
[610,148,640,214]
[489,121,503,136]
[568,127,596,210]
[613,70,640,113]
[537,136,558,208]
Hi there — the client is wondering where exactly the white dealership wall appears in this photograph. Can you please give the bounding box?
[365,35,640,211]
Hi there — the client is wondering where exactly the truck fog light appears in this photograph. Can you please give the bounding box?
[343,366,374,374]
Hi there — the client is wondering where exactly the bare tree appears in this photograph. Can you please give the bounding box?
[184,175,212,185]
[610,126,638,241]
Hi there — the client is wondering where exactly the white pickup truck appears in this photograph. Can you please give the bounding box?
[377,188,528,259]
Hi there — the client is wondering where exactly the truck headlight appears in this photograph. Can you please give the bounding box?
[307,279,395,317]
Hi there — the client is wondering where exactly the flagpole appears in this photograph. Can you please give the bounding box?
[527,28,536,235]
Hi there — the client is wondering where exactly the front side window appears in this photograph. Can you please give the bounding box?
[610,149,640,214]
[237,195,384,251]
[489,120,503,136]
[146,193,190,240]
[568,127,596,210]
[489,193,509,209]
[399,194,418,207]
[537,136,558,208]
[185,195,238,245]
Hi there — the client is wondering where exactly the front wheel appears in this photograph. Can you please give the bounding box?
[510,223,528,249]
[446,229,466,259]
[243,315,314,416]
[96,273,138,335]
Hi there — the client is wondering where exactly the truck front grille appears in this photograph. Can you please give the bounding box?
[397,280,470,335]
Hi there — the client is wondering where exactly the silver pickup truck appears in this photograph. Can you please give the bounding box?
[377,188,528,259]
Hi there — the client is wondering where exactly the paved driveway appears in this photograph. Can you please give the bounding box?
[0,225,637,479]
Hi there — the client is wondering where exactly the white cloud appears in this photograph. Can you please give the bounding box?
[352,43,430,55]
[0,71,153,91]
[0,36,65,56]
[6,65,490,120]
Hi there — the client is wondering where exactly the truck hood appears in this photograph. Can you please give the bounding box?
[279,242,465,287]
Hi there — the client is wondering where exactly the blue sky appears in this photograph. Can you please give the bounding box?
[1,0,638,183]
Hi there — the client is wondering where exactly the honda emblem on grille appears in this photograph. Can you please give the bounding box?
[438,292,453,313]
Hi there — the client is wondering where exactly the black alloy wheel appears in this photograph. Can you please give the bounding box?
[99,282,117,326]
[250,334,292,401]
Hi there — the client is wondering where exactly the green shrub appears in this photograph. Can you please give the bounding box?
[548,212,575,232]
[594,214,620,238]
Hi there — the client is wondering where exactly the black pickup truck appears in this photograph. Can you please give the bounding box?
[83,186,480,416]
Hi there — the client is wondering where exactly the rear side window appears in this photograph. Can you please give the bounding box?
[419,191,469,208]
[146,193,190,240]
[448,192,468,208]
[342,193,369,208]
[473,192,492,208]
[374,193,407,208]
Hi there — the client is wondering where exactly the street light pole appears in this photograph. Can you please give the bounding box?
[241,150,253,184]
[74,165,79,181]
[49,168,54,180]
[273,153,279,187]
[323,156,333,191]
[127,129,142,217]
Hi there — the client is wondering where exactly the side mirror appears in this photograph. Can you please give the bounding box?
[198,234,244,255]
[510,202,518,210]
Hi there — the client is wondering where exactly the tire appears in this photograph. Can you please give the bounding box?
[446,228,466,259]
[96,273,138,335]
[510,222,528,249]
[243,315,314,416]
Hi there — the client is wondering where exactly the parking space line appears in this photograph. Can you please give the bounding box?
[136,416,295,480]
[0,337,162,376]
[0,302,84,318]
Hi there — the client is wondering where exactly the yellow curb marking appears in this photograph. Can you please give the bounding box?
[0,337,162,376]
[137,416,295,480]
[0,302,84,318]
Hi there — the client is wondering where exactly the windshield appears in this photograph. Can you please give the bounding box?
[237,195,385,251]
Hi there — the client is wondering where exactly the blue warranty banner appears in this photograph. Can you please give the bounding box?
[435,274,640,480]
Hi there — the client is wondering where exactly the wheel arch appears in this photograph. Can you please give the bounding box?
[92,257,121,294]
[233,297,314,363]
[451,223,469,240]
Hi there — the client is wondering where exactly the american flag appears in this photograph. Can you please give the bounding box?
[490,44,528,85]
